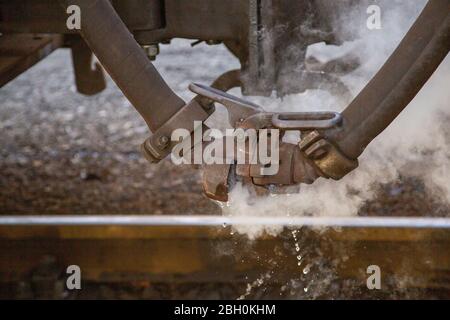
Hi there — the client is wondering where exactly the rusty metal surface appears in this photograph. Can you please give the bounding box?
[190,84,354,199]
[0,0,164,34]
[134,0,249,43]
[299,130,359,180]
[69,35,106,96]
[0,0,354,97]
[57,0,185,132]
[0,224,449,292]
[190,83,261,127]
[202,164,232,201]
[0,34,62,87]
[141,99,210,163]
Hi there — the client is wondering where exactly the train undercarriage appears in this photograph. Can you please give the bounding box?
[0,0,449,299]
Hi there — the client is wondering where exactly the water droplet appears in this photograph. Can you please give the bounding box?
[222,222,227,228]
[303,265,311,274]
[304,287,308,293]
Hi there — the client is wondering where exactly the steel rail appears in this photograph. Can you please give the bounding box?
[0,215,449,228]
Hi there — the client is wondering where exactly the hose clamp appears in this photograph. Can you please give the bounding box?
[299,130,358,180]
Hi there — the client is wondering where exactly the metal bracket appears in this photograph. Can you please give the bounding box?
[70,36,106,96]
[299,131,358,180]
[189,83,262,127]
[272,112,342,130]
[141,99,210,163]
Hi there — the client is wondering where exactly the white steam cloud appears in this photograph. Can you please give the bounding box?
[223,0,449,238]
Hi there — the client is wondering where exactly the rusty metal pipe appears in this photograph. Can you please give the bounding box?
[58,0,185,131]
[328,0,450,159]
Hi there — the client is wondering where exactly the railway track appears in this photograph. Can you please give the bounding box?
[0,215,449,298]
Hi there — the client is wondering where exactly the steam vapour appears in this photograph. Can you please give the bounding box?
[223,0,449,238]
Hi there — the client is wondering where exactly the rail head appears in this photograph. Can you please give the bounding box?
[0,215,449,229]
